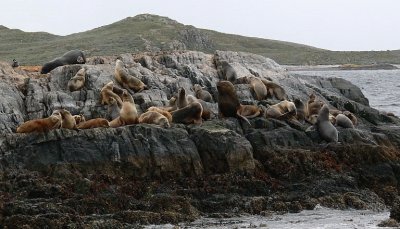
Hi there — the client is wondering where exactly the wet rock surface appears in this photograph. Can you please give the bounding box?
[0,50,400,227]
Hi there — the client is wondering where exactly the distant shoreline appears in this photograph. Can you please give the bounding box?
[285,63,399,71]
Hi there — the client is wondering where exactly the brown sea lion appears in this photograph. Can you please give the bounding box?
[148,106,172,123]
[109,116,124,128]
[57,109,77,129]
[317,104,338,142]
[67,67,86,91]
[335,114,354,128]
[16,112,62,133]
[343,111,358,126]
[177,87,188,109]
[260,79,287,100]
[193,84,213,103]
[77,118,110,129]
[238,105,262,119]
[187,95,212,120]
[306,93,324,117]
[249,76,268,100]
[120,90,138,125]
[139,111,170,128]
[115,59,147,92]
[265,100,297,119]
[216,81,250,124]
[73,114,86,125]
[100,81,123,108]
[172,101,203,124]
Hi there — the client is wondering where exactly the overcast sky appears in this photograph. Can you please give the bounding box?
[1,0,398,51]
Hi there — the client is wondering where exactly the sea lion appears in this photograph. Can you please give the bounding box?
[77,118,110,129]
[186,95,212,120]
[265,100,297,119]
[193,84,213,103]
[249,76,268,100]
[306,93,324,117]
[109,116,124,128]
[216,81,250,124]
[107,97,121,121]
[218,61,237,83]
[73,114,86,125]
[260,79,287,100]
[177,87,188,109]
[147,106,172,123]
[41,50,86,74]
[335,114,354,128]
[294,98,306,123]
[119,90,138,125]
[343,111,358,126]
[67,67,86,91]
[138,111,170,128]
[16,112,62,133]
[57,109,77,129]
[238,105,263,119]
[317,104,338,142]
[100,81,123,108]
[172,101,203,124]
[114,59,147,92]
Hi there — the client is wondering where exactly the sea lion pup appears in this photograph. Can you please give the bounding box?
[343,111,358,126]
[73,114,86,126]
[216,81,250,124]
[317,104,338,143]
[265,100,297,119]
[139,111,170,128]
[172,101,203,124]
[148,106,172,123]
[67,67,86,91]
[16,112,62,133]
[77,118,110,129]
[248,76,268,100]
[57,109,77,129]
[335,114,354,129]
[238,105,263,119]
[41,50,86,74]
[176,87,188,109]
[114,59,147,92]
[218,61,237,83]
[120,89,138,125]
[260,79,287,100]
[100,81,123,108]
[294,98,306,123]
[107,97,121,121]
[193,84,213,103]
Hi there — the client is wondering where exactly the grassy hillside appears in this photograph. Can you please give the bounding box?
[1,14,399,65]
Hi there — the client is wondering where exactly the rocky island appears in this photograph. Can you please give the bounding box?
[1,50,400,227]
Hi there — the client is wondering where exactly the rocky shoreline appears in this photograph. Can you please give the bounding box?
[1,50,400,227]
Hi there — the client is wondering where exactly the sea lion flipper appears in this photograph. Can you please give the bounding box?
[236,110,251,125]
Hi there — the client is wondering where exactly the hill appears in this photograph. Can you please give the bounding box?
[1,14,399,65]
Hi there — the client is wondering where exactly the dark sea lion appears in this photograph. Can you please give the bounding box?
[41,50,86,74]
[317,104,338,142]
[172,101,203,124]
[216,80,250,124]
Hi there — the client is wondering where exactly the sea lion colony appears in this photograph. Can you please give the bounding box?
[15,50,359,142]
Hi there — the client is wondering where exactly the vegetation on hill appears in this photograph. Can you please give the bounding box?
[1,14,399,65]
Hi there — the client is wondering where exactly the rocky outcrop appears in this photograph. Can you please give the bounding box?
[1,50,400,227]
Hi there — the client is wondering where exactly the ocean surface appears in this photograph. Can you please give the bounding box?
[145,207,389,229]
[289,68,400,116]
